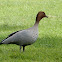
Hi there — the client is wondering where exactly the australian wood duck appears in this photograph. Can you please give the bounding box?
[0,11,48,52]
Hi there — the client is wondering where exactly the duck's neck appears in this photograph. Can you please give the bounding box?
[34,15,42,27]
[34,21,39,27]
[34,16,42,26]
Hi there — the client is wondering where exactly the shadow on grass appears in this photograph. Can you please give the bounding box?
[34,36,62,48]
[0,23,28,31]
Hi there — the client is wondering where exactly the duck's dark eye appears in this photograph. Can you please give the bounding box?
[43,12,45,15]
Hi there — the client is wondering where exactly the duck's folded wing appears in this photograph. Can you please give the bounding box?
[8,31,19,37]
[1,31,19,43]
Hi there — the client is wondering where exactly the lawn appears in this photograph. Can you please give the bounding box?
[0,0,62,62]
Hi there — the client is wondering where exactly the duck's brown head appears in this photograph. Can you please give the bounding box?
[36,11,48,23]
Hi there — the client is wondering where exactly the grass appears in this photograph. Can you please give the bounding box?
[0,0,62,62]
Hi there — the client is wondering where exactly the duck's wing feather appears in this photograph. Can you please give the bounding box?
[8,31,19,37]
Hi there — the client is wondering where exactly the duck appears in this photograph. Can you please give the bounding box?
[0,11,48,52]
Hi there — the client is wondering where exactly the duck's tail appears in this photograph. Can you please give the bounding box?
[0,42,3,45]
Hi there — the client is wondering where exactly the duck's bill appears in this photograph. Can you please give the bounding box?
[45,16,48,18]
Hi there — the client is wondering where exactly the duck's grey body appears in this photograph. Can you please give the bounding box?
[0,11,48,52]
[2,25,38,46]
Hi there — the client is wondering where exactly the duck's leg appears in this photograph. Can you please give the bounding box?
[23,45,25,52]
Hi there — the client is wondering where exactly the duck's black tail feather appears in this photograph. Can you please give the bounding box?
[0,42,3,45]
